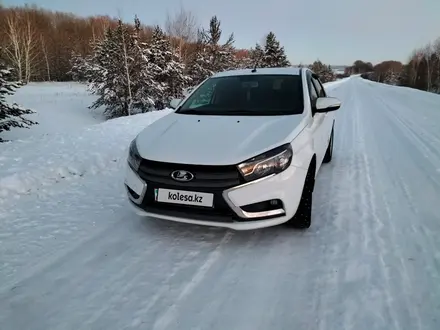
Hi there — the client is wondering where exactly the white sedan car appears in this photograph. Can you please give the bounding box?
[124,67,341,230]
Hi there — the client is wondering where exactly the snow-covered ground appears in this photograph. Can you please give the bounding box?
[0,109,172,199]
[1,77,440,330]
[1,82,106,141]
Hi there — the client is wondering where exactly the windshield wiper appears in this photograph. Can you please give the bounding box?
[178,108,291,115]
[178,109,252,115]
[177,109,207,114]
[223,109,256,113]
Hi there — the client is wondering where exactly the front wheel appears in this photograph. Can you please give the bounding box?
[286,165,315,229]
[323,125,334,164]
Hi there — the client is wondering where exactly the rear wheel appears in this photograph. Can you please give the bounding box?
[323,125,334,164]
[286,164,315,229]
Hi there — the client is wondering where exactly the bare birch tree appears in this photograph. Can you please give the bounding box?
[408,48,424,86]
[423,43,432,91]
[4,12,23,81]
[41,35,51,81]
[433,37,440,92]
[164,5,198,61]
[4,11,39,82]
[118,20,133,116]
[23,16,39,82]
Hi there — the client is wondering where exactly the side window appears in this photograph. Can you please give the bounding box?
[311,76,326,97]
[317,78,327,96]
[308,78,318,102]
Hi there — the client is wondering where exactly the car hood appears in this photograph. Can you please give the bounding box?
[136,112,307,165]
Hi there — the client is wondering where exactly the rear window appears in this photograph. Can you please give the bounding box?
[176,74,304,116]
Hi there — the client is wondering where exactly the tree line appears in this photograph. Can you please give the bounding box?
[0,4,297,137]
[345,39,440,93]
[0,5,244,82]
[0,5,294,83]
[2,3,438,95]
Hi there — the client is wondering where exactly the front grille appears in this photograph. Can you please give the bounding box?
[135,187,282,223]
[139,185,237,223]
[138,159,243,188]
[136,159,245,222]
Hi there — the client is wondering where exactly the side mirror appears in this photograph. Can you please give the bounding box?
[315,97,341,113]
[169,98,182,109]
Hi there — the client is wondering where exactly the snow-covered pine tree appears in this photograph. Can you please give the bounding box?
[0,60,37,141]
[234,49,254,69]
[323,64,336,83]
[203,16,236,73]
[87,27,114,98]
[130,16,161,112]
[89,19,153,118]
[187,16,237,85]
[234,52,250,69]
[147,25,190,109]
[309,60,335,83]
[187,31,215,86]
[69,51,93,82]
[262,32,290,68]
[383,69,400,86]
[245,43,265,69]
[69,34,105,83]
[216,38,236,72]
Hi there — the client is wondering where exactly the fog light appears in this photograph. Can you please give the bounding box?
[241,199,283,213]
[126,185,140,199]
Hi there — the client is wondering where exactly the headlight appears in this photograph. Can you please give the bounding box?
[128,139,141,171]
[237,144,293,182]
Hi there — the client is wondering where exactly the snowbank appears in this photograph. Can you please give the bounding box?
[323,77,351,90]
[0,109,173,202]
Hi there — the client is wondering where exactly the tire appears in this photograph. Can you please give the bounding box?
[286,164,315,229]
[323,125,334,164]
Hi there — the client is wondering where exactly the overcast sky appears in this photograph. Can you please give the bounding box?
[4,0,440,65]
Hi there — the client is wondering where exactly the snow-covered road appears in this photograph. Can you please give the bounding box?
[1,77,440,330]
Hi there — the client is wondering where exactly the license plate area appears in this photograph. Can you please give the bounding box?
[154,188,214,208]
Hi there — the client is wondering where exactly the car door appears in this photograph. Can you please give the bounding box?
[311,75,334,155]
[306,72,328,168]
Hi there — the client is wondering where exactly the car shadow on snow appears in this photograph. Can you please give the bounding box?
[129,212,325,248]
[123,161,341,246]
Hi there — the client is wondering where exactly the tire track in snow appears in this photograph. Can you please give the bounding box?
[343,84,398,330]
[312,81,373,330]
[318,94,358,330]
[321,79,416,330]
[368,81,431,329]
[373,83,440,148]
[373,84,440,271]
[368,85,440,277]
[79,226,219,330]
[373,89,440,189]
[354,81,418,330]
[151,231,234,330]
[355,81,428,330]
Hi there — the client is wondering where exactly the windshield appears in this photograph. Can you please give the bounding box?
[176,74,304,116]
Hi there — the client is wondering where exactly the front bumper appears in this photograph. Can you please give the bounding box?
[124,162,308,230]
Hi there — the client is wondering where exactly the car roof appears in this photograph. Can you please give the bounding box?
[212,67,303,78]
